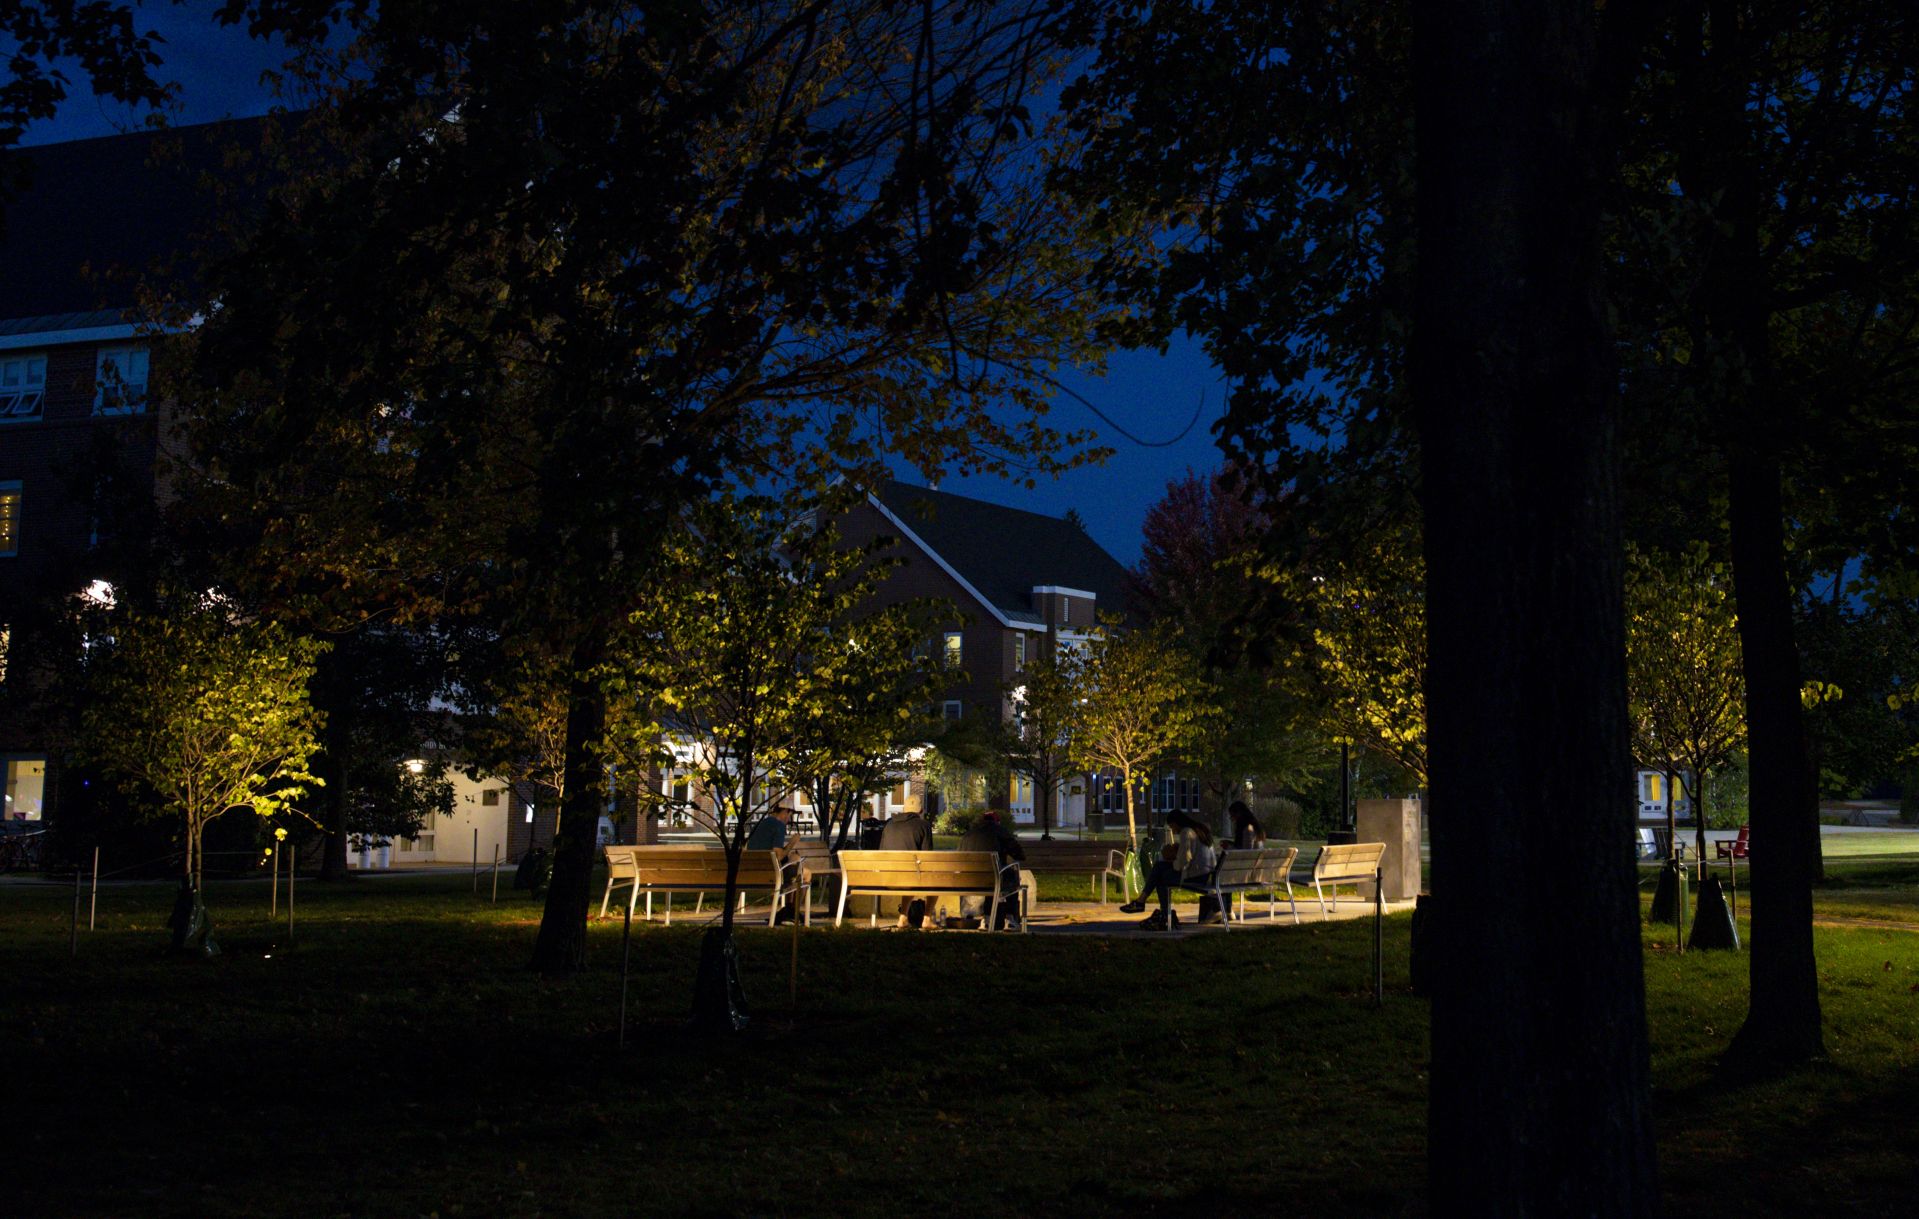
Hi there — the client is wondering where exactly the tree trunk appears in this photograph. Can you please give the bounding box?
[1726,445,1826,1065]
[1413,1,1657,1210]
[316,738,352,882]
[1122,767,1137,845]
[530,638,609,975]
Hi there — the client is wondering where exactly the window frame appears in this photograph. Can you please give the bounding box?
[943,630,963,668]
[0,351,47,422]
[93,345,150,417]
[942,699,963,721]
[0,480,20,557]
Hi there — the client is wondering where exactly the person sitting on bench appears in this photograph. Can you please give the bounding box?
[1120,812,1217,929]
[956,810,1026,929]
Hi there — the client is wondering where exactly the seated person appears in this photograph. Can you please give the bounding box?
[879,805,935,926]
[1229,800,1266,850]
[746,808,796,920]
[956,811,1028,928]
[1120,811,1217,929]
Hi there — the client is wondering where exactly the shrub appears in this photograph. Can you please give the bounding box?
[934,807,989,836]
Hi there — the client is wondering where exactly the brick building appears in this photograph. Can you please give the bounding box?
[0,124,248,831]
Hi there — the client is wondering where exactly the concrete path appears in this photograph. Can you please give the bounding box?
[804,895,1417,939]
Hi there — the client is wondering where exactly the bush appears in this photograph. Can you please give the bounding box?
[934,807,989,836]
[1254,796,1304,840]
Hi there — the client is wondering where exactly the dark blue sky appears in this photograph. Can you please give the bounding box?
[20,2,1231,565]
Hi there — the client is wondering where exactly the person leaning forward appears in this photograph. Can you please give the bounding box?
[878,805,935,927]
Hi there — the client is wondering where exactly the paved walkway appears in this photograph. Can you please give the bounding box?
[811,895,1418,939]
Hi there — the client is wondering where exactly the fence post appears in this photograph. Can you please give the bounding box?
[1373,866,1384,1007]
[491,844,500,903]
[472,828,479,894]
[89,846,100,931]
[71,863,82,957]
[271,845,279,918]
[288,846,296,945]
[618,898,633,1051]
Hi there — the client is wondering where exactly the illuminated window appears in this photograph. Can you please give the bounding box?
[94,346,149,415]
[6,757,47,821]
[0,482,19,556]
[417,834,435,852]
[1647,774,1663,803]
[943,631,963,668]
[1013,633,1025,668]
[0,352,46,420]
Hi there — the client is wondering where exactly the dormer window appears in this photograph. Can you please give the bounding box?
[95,346,149,416]
[0,353,46,421]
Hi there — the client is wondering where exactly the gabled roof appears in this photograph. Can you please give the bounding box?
[871,481,1131,626]
[0,117,268,321]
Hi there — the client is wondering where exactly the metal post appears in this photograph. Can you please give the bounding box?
[288,844,296,945]
[618,898,633,1051]
[1340,741,1352,834]
[71,863,82,957]
[491,844,500,903]
[790,891,800,1011]
[89,846,100,930]
[1373,866,1384,1007]
[472,827,480,894]
[271,845,279,918]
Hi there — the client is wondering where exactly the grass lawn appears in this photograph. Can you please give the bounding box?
[3,872,1915,1218]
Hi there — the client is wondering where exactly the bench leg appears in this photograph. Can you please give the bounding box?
[835,883,849,928]
[695,892,704,916]
[599,877,614,920]
[628,885,640,923]
[645,890,653,921]
[987,890,998,932]
[664,892,671,926]
[1315,879,1329,920]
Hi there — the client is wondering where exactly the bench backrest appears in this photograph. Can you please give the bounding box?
[1020,841,1116,870]
[787,839,838,873]
[604,846,640,880]
[838,849,1000,892]
[1213,845,1300,888]
[625,846,778,887]
[1314,841,1386,882]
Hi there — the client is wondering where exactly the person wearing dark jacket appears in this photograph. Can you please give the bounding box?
[1229,800,1266,850]
[879,806,934,926]
[957,811,1027,928]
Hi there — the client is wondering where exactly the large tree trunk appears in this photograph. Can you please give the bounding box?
[1726,445,1826,1065]
[1413,2,1657,1211]
[530,638,609,975]
[316,739,352,882]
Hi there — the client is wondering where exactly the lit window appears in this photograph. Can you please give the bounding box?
[1013,632,1025,668]
[94,346,149,415]
[0,353,46,420]
[417,834,435,852]
[0,482,19,556]
[6,757,47,821]
[1647,774,1663,803]
[943,631,963,668]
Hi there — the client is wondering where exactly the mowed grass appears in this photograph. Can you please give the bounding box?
[3,871,1915,1219]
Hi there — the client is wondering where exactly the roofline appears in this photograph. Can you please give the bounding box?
[0,321,141,351]
[1031,584,1098,599]
[864,490,1019,629]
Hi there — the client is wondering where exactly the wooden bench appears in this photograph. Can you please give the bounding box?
[1309,841,1387,919]
[834,850,1008,931]
[786,839,841,925]
[1019,840,1135,903]
[1199,845,1302,925]
[599,846,782,925]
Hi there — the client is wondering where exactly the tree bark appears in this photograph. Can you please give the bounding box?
[530,636,609,975]
[1726,445,1826,1065]
[1413,1,1657,1211]
[316,738,352,882]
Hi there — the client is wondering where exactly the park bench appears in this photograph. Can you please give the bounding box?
[1019,840,1135,903]
[599,845,782,925]
[834,849,1010,931]
[1191,845,1301,925]
[1309,841,1387,920]
[786,838,841,925]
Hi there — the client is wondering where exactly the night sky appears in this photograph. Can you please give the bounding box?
[19,2,1232,566]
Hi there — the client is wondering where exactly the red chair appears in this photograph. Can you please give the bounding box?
[1714,825,1750,919]
[1715,824,1751,863]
